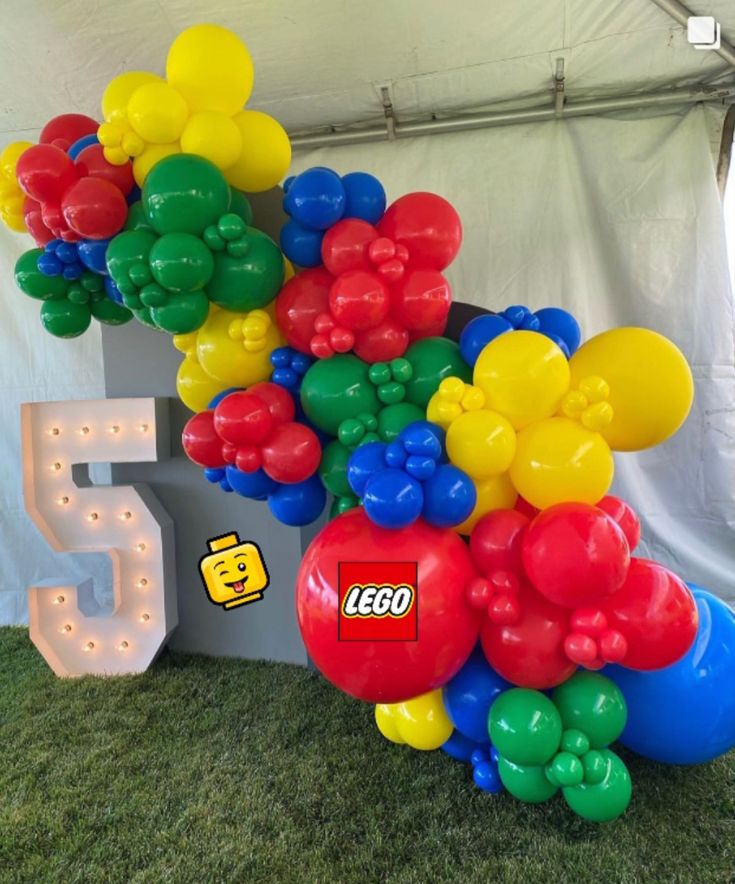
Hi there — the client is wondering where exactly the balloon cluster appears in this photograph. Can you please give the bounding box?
[97,24,290,191]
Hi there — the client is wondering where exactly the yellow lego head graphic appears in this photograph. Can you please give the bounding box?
[199,532,270,610]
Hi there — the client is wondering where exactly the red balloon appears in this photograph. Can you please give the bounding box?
[23,198,54,246]
[377,192,462,271]
[390,269,451,333]
[275,267,333,353]
[329,270,390,331]
[603,558,698,670]
[297,509,480,703]
[597,495,641,551]
[470,509,529,577]
[514,496,540,520]
[61,177,127,239]
[321,218,377,276]
[353,317,409,362]
[481,582,576,689]
[407,314,450,342]
[261,422,321,483]
[75,144,134,196]
[39,114,98,151]
[16,144,78,204]
[214,391,273,447]
[182,411,225,468]
[522,503,630,608]
[247,382,295,425]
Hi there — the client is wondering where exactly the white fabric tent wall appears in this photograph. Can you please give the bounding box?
[0,103,733,624]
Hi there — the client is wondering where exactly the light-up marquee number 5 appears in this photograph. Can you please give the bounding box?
[21,398,177,677]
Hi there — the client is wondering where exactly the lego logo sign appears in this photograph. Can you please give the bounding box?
[338,562,418,642]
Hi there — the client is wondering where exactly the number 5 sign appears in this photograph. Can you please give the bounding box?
[21,398,177,677]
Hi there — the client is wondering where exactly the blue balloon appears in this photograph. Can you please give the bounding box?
[459,314,513,366]
[37,252,63,277]
[441,731,486,763]
[268,475,326,526]
[472,760,503,793]
[225,466,279,501]
[605,587,735,765]
[126,184,142,206]
[67,133,98,160]
[207,387,243,410]
[78,239,110,275]
[280,219,324,268]
[104,275,124,305]
[346,441,387,498]
[502,304,539,330]
[443,646,512,743]
[535,307,581,356]
[363,469,423,529]
[342,172,386,224]
[398,421,443,460]
[283,167,346,231]
[421,464,476,527]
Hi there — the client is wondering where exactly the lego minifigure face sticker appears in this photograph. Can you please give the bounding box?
[199,533,270,610]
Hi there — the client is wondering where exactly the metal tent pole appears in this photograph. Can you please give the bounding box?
[648,0,735,69]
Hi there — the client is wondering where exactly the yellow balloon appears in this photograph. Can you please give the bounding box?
[224,111,292,193]
[180,111,243,170]
[132,142,181,187]
[510,417,614,510]
[0,141,31,233]
[569,327,694,451]
[394,690,454,751]
[166,24,254,115]
[128,82,189,144]
[283,257,295,282]
[446,410,516,480]
[1,205,26,232]
[176,357,230,413]
[0,140,32,177]
[474,330,570,429]
[197,306,283,386]
[375,705,405,744]
[101,71,163,122]
[455,473,518,535]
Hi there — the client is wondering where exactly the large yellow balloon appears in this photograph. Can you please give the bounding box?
[474,330,570,429]
[180,111,243,170]
[101,71,163,122]
[128,82,189,144]
[393,690,454,751]
[197,305,283,386]
[569,327,694,451]
[224,111,292,193]
[455,472,518,535]
[176,356,230,413]
[166,24,254,116]
[446,410,516,480]
[510,417,614,510]
[132,142,181,187]
[0,140,32,232]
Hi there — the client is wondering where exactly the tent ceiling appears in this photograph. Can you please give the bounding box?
[0,0,734,140]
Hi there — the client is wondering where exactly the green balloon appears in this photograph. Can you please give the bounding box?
[562,750,632,823]
[149,290,210,335]
[207,228,284,311]
[149,233,214,293]
[229,188,253,226]
[329,495,359,519]
[106,230,157,293]
[552,672,627,749]
[546,752,584,788]
[319,441,353,497]
[15,250,68,300]
[300,355,380,436]
[132,307,159,330]
[403,337,472,408]
[90,296,132,326]
[124,201,154,233]
[143,154,230,236]
[489,688,562,766]
[497,757,558,804]
[40,300,91,338]
[377,402,425,441]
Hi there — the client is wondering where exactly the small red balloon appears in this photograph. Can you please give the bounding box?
[247,382,295,425]
[214,391,273,447]
[23,198,54,246]
[353,317,409,362]
[61,177,127,239]
[261,422,321,483]
[182,411,224,468]
[16,144,78,204]
[522,503,630,608]
[275,267,333,353]
[597,495,641,551]
[390,269,451,333]
[297,509,480,703]
[377,192,462,271]
[75,144,134,196]
[470,509,529,577]
[329,270,390,331]
[39,113,98,151]
[321,218,377,276]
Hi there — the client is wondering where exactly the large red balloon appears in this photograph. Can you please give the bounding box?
[214,391,273,447]
[297,509,480,703]
[182,411,225,468]
[390,269,451,333]
[261,422,321,483]
[275,267,333,353]
[247,382,295,425]
[329,270,390,331]
[603,558,698,670]
[16,144,78,204]
[597,495,641,551]
[321,218,377,276]
[480,582,576,689]
[39,113,98,151]
[470,509,529,577]
[377,192,462,271]
[75,144,134,196]
[61,177,128,239]
[353,317,409,362]
[522,503,630,608]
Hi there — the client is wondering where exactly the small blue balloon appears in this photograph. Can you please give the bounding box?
[459,314,513,366]
[441,731,487,763]
[280,219,324,267]
[404,455,436,481]
[443,646,512,743]
[62,263,84,280]
[67,133,98,160]
[284,167,346,231]
[605,587,735,765]
[78,238,110,275]
[104,275,124,305]
[363,469,423,529]
[37,252,63,277]
[341,172,387,224]
[207,388,243,410]
[204,467,227,485]
[398,421,443,460]
[422,464,476,527]
[56,242,78,264]
[346,441,387,498]
[472,760,503,793]
[268,475,326,526]
[225,465,279,501]
[535,307,581,356]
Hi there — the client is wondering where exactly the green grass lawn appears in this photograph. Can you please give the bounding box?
[0,627,733,884]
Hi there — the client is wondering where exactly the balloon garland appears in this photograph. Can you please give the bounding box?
[4,22,734,823]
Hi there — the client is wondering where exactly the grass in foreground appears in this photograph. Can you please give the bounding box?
[0,627,733,884]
